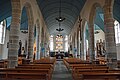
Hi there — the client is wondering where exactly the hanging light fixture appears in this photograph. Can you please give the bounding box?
[56,22,64,32]
[55,0,65,22]
[56,0,65,34]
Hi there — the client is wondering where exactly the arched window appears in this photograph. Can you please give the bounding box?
[0,20,6,44]
[64,35,68,52]
[49,35,54,51]
[114,20,120,44]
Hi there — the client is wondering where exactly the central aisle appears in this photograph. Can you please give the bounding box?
[52,60,72,80]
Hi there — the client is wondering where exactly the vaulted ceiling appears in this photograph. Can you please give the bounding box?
[0,0,120,36]
[36,0,86,35]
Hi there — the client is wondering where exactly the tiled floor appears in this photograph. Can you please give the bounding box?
[52,60,73,80]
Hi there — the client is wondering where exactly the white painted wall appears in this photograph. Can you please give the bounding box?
[2,30,9,59]
[0,45,2,59]
[19,32,28,49]
[19,31,28,55]
[0,30,28,59]
[94,30,120,60]
[94,30,105,45]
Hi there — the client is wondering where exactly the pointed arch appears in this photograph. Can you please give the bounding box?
[22,2,34,61]
[88,2,103,62]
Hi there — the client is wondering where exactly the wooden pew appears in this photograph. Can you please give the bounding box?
[72,67,120,80]
[0,57,56,80]
[0,68,51,80]
[16,64,53,78]
[72,66,108,74]
[17,64,53,69]
[64,58,120,80]
[0,60,8,68]
[76,72,120,80]
[17,64,54,72]
[0,72,48,80]
[108,69,120,73]
[0,61,4,68]
[73,68,109,80]
[72,64,109,80]
[69,64,107,71]
[117,60,120,68]
[63,58,92,70]
[0,72,6,79]
[64,58,91,64]
[32,58,56,67]
[16,65,52,70]
[18,63,53,67]
[17,61,55,79]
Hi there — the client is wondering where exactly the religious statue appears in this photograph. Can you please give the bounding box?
[96,40,100,56]
[21,47,25,55]
[18,40,22,55]
[96,39,106,57]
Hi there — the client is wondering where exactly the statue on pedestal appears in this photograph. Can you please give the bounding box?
[96,39,106,57]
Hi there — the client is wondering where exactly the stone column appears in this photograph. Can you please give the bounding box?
[81,32,85,60]
[23,4,34,62]
[77,29,80,58]
[44,33,47,57]
[81,25,85,60]
[75,33,77,58]
[104,0,117,68]
[88,24,95,62]
[40,27,44,58]
[28,24,34,61]
[72,35,74,51]
[35,26,40,59]
[8,0,21,68]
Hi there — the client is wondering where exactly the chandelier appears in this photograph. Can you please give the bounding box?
[56,17,65,22]
[56,28,64,32]
[56,0,65,32]
[56,22,64,32]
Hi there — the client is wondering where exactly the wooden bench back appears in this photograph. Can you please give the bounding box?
[16,66,52,69]
[0,68,50,73]
[0,72,48,80]
[0,68,51,80]
[78,72,120,80]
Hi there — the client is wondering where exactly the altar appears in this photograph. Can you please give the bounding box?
[55,51,64,59]
[55,53,64,59]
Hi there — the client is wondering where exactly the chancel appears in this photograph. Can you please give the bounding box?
[1,0,120,80]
